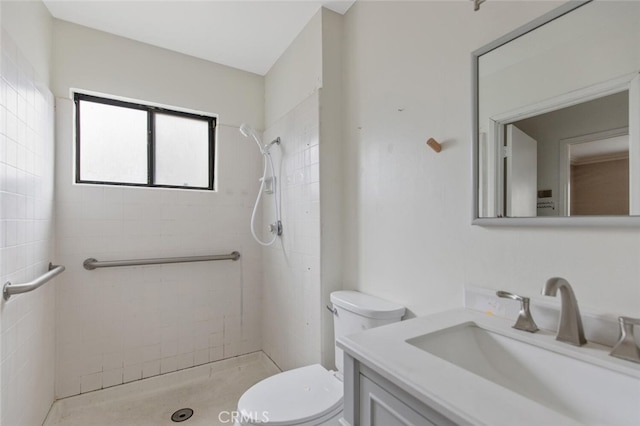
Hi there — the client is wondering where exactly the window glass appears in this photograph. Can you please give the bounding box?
[78,101,148,184]
[155,113,210,188]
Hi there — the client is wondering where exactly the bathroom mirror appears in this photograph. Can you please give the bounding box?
[472,0,640,226]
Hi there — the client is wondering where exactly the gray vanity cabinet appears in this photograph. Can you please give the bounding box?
[342,353,458,426]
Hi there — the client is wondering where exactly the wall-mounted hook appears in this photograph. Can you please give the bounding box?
[426,138,442,153]
[473,0,486,11]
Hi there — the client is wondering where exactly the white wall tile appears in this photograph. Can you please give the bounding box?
[261,93,322,371]
[55,377,80,400]
[123,364,142,383]
[142,360,160,379]
[160,356,177,375]
[102,369,123,388]
[177,352,194,370]
[54,107,265,396]
[194,348,209,366]
[80,372,102,393]
[0,29,56,426]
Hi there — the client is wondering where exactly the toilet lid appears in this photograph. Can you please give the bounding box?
[238,364,343,425]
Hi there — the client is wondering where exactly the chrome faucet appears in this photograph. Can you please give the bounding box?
[496,291,539,333]
[542,277,586,346]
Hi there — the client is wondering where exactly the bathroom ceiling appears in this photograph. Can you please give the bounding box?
[42,0,355,75]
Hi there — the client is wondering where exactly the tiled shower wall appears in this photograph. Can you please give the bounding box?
[54,100,264,397]
[51,19,266,399]
[0,30,56,426]
[262,92,322,370]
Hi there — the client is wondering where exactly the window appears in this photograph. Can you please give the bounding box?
[75,93,216,190]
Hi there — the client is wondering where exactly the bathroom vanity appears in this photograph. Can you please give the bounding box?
[338,309,640,426]
[341,358,457,426]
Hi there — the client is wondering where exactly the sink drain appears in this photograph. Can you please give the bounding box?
[171,408,194,422]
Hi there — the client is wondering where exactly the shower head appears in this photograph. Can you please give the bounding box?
[239,123,257,139]
[239,123,264,152]
[240,123,280,154]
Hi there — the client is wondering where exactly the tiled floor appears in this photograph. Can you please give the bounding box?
[44,352,279,426]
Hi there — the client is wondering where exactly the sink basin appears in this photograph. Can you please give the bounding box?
[407,322,640,425]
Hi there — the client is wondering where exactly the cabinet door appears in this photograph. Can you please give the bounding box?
[359,375,437,426]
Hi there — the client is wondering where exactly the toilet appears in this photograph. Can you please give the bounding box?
[236,291,405,426]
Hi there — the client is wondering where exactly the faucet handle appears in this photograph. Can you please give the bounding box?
[610,316,640,364]
[497,291,539,333]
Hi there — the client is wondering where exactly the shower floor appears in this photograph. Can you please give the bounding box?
[44,352,279,426]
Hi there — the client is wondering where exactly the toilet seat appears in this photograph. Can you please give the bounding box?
[237,364,343,426]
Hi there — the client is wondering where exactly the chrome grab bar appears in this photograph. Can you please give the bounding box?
[83,251,241,270]
[3,263,66,300]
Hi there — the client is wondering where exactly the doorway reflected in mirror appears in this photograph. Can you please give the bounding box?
[509,91,629,217]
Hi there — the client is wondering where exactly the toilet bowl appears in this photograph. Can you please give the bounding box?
[237,364,342,426]
[236,291,405,426]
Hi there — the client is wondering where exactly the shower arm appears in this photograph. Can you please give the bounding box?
[262,137,281,153]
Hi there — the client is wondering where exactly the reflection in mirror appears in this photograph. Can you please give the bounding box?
[570,134,629,216]
[474,0,640,223]
[511,91,629,217]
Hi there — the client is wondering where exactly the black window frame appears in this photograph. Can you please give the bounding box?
[74,92,216,191]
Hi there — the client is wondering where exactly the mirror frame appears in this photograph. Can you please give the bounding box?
[471,0,640,227]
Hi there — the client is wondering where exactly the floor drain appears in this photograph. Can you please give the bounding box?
[171,408,194,422]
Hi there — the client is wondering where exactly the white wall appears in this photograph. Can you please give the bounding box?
[52,20,263,129]
[265,12,322,129]
[52,20,266,397]
[318,8,344,369]
[342,1,640,318]
[0,1,56,424]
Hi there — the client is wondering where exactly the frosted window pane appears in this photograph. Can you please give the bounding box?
[155,113,210,188]
[79,101,147,184]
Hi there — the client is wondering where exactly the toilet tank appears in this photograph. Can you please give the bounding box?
[330,291,405,374]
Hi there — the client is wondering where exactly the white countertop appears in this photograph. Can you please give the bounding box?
[337,309,640,426]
